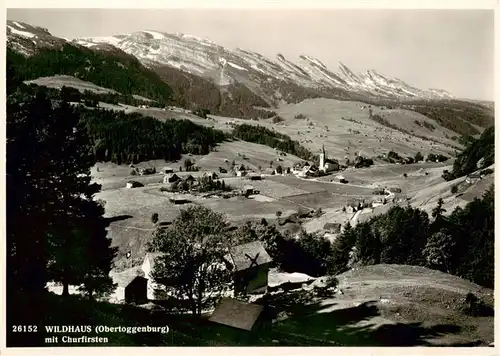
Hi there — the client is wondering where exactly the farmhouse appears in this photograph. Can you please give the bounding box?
[235,165,247,177]
[126,180,144,189]
[263,168,275,175]
[163,167,174,174]
[183,174,196,184]
[248,173,262,181]
[142,252,168,300]
[204,172,219,180]
[124,276,148,304]
[109,270,148,304]
[335,175,348,184]
[209,297,265,331]
[163,173,180,184]
[466,172,483,184]
[169,196,191,205]
[293,161,318,177]
[227,241,272,295]
[138,167,156,175]
[323,222,342,234]
[242,185,255,196]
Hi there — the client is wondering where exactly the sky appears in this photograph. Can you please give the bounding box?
[7,8,495,101]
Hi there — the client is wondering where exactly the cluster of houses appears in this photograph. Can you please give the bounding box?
[117,240,275,331]
[292,146,340,178]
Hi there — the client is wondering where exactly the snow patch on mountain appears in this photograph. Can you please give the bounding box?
[13,21,26,29]
[8,25,36,38]
[80,36,123,47]
[142,30,165,40]
[227,62,248,71]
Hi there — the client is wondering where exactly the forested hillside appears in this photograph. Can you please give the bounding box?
[443,126,494,180]
[330,189,494,289]
[80,108,226,164]
[7,45,173,104]
[153,65,275,119]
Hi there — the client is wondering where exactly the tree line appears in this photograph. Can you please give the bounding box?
[80,107,226,164]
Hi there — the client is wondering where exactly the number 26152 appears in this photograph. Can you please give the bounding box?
[12,325,38,332]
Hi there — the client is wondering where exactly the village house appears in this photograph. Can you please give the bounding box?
[138,167,156,175]
[126,180,144,189]
[163,173,180,184]
[109,269,148,304]
[124,276,148,304]
[169,196,191,205]
[323,222,342,234]
[235,165,247,177]
[242,185,255,196]
[204,172,219,180]
[293,161,318,177]
[248,173,262,181]
[226,241,272,295]
[162,167,174,174]
[263,168,275,175]
[466,172,483,184]
[183,174,196,185]
[141,252,168,301]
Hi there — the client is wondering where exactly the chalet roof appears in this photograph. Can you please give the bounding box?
[209,297,264,331]
[243,185,255,191]
[323,222,341,230]
[184,174,195,181]
[165,173,180,182]
[228,241,272,272]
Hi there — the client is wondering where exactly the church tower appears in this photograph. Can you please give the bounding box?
[319,144,326,171]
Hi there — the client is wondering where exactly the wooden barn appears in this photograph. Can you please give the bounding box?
[209,297,265,331]
[163,173,180,184]
[227,241,272,295]
[323,222,342,234]
[169,196,191,205]
[126,180,144,189]
[124,276,148,304]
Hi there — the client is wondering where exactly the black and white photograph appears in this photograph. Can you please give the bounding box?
[4,2,496,351]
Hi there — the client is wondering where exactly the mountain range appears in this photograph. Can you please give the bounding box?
[7,20,454,105]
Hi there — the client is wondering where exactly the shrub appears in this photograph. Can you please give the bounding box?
[294,113,307,120]
[451,185,458,194]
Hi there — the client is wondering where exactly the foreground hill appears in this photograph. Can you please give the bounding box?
[43,263,493,346]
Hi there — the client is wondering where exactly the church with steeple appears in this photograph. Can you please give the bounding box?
[319,145,339,173]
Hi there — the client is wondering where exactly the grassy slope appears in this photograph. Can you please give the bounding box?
[275,98,459,161]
